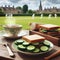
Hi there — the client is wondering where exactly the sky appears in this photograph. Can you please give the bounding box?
[0,0,60,10]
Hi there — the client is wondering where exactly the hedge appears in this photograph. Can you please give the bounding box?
[0,13,5,16]
[0,13,60,16]
[13,13,60,16]
[13,14,33,16]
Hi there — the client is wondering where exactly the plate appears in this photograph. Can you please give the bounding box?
[3,30,29,39]
[12,40,54,55]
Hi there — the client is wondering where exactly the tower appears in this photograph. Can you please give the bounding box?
[8,5,10,8]
[13,5,14,9]
[5,5,7,8]
[39,0,42,11]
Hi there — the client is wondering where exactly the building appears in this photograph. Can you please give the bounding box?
[43,7,60,13]
[36,0,60,14]
[39,0,42,12]
[0,5,22,14]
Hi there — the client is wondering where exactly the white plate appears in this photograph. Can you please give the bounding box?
[3,30,29,38]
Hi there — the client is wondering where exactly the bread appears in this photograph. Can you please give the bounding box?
[22,34,45,43]
[40,24,60,30]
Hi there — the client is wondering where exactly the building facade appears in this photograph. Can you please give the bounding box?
[37,0,60,14]
[0,5,22,14]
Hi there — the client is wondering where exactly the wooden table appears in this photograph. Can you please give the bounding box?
[0,30,60,60]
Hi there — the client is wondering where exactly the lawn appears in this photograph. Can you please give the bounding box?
[0,16,60,30]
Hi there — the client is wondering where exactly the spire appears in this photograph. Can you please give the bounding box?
[5,5,7,8]
[13,5,14,9]
[39,0,42,11]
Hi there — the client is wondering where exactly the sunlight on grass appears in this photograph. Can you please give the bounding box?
[0,16,60,30]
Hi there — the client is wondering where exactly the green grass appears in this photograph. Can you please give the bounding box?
[0,16,60,30]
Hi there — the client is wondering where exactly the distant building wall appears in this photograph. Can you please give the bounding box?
[36,0,60,14]
[0,5,22,14]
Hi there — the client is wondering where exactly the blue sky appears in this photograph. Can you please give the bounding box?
[0,0,60,10]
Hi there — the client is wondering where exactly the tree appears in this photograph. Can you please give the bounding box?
[0,8,2,12]
[28,10,33,14]
[16,6,22,10]
[23,4,28,13]
[0,8,4,14]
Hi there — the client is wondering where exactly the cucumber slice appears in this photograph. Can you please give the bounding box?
[32,43,39,45]
[23,41,30,46]
[33,48,40,53]
[41,29,47,33]
[40,46,49,52]
[18,45,26,50]
[43,40,50,46]
[27,45,35,52]
[16,39,24,44]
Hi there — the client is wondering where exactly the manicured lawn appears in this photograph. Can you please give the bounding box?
[0,16,60,30]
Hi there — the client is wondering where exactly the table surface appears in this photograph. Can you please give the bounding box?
[0,30,60,60]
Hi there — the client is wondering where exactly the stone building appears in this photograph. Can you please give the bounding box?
[39,0,42,12]
[0,5,22,14]
[36,0,60,14]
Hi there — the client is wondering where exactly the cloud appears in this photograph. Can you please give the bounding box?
[17,0,39,10]
[0,0,12,6]
[0,0,60,10]
[47,0,60,4]
[42,0,52,8]
[9,0,21,3]
[42,0,60,9]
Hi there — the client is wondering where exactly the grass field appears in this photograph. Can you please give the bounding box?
[0,16,60,30]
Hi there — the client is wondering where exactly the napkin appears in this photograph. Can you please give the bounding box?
[0,44,14,60]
